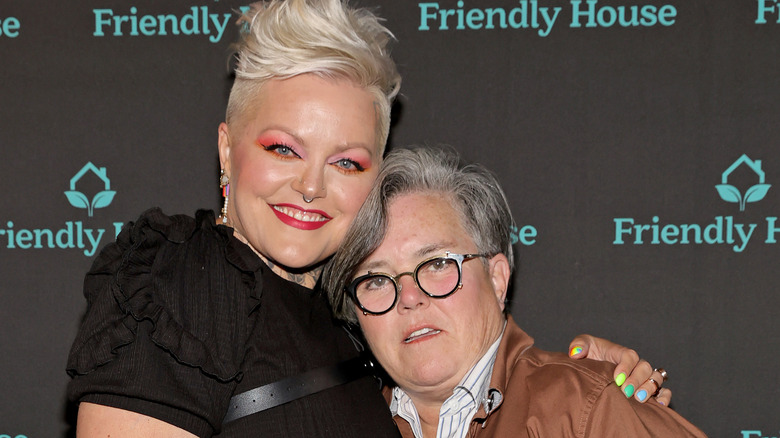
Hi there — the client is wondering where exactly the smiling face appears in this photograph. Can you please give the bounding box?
[355,192,510,403]
[218,74,381,270]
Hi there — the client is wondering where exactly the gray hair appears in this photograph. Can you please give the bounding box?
[324,147,516,324]
[226,0,401,152]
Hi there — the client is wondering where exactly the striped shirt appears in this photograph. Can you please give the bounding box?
[389,325,505,438]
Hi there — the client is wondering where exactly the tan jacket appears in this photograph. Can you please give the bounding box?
[389,316,707,437]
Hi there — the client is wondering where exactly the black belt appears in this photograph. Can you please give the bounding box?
[223,355,376,423]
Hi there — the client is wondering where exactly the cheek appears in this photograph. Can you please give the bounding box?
[232,150,285,194]
[359,317,393,357]
[331,170,378,215]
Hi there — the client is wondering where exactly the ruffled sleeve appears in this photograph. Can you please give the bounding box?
[66,208,261,436]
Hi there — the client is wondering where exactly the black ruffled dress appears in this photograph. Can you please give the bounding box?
[66,208,399,437]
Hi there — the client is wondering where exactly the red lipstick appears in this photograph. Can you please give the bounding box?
[270,203,331,231]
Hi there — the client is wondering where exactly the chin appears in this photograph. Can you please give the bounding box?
[270,247,330,271]
[403,361,451,386]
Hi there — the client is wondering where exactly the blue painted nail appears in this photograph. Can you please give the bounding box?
[636,389,647,402]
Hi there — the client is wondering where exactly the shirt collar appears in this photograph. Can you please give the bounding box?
[390,320,507,438]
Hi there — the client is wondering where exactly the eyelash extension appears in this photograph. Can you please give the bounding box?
[260,142,300,158]
[335,158,366,172]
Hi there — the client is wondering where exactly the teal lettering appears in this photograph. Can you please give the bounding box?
[113,14,130,36]
[570,0,675,28]
[613,218,634,244]
[92,6,230,42]
[756,0,779,24]
[597,5,617,27]
[466,8,484,29]
[657,5,676,25]
[660,224,678,244]
[649,216,661,244]
[570,0,598,28]
[76,221,84,250]
[0,221,120,256]
[0,16,21,38]
[724,216,735,244]
[439,7,456,30]
[181,7,199,35]
[455,0,466,29]
[419,3,440,30]
[417,1,559,35]
[703,216,724,244]
[84,228,105,257]
[508,4,528,29]
[765,217,778,243]
[5,221,15,248]
[16,229,33,249]
[158,14,179,36]
[639,6,658,26]
[679,223,702,244]
[201,6,209,35]
[740,431,762,438]
[484,8,507,30]
[733,223,756,252]
[517,225,537,245]
[128,7,139,36]
[33,228,54,249]
[114,221,125,238]
[93,9,113,36]
[57,222,75,249]
[634,223,651,244]
[538,6,561,36]
[210,13,230,43]
[139,15,157,36]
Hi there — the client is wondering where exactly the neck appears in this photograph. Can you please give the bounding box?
[401,390,447,438]
[229,226,322,289]
[414,399,443,438]
[262,256,323,289]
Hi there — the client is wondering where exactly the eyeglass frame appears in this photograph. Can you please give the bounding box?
[346,251,490,316]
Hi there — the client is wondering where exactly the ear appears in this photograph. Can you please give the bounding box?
[488,253,511,312]
[218,122,231,173]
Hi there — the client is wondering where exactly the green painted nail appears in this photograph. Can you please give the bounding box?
[615,373,627,387]
[624,384,635,398]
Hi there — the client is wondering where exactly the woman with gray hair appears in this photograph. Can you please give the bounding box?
[324,147,704,437]
[326,147,517,322]
[67,1,669,437]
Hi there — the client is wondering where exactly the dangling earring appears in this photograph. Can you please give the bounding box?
[219,169,230,224]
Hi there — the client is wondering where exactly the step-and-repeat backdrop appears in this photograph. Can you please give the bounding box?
[1,1,778,437]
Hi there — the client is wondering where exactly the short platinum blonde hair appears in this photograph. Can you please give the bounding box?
[324,147,516,324]
[227,0,401,152]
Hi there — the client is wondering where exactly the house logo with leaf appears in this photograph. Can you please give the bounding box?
[65,162,116,217]
[715,154,771,211]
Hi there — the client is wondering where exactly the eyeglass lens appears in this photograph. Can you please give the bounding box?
[355,257,461,313]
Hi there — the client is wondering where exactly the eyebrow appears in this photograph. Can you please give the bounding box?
[260,124,374,150]
[257,126,304,146]
[358,241,456,273]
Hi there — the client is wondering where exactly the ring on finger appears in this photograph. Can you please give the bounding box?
[654,368,668,382]
[649,378,661,396]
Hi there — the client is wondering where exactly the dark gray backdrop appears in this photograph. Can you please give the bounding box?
[1,1,778,437]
